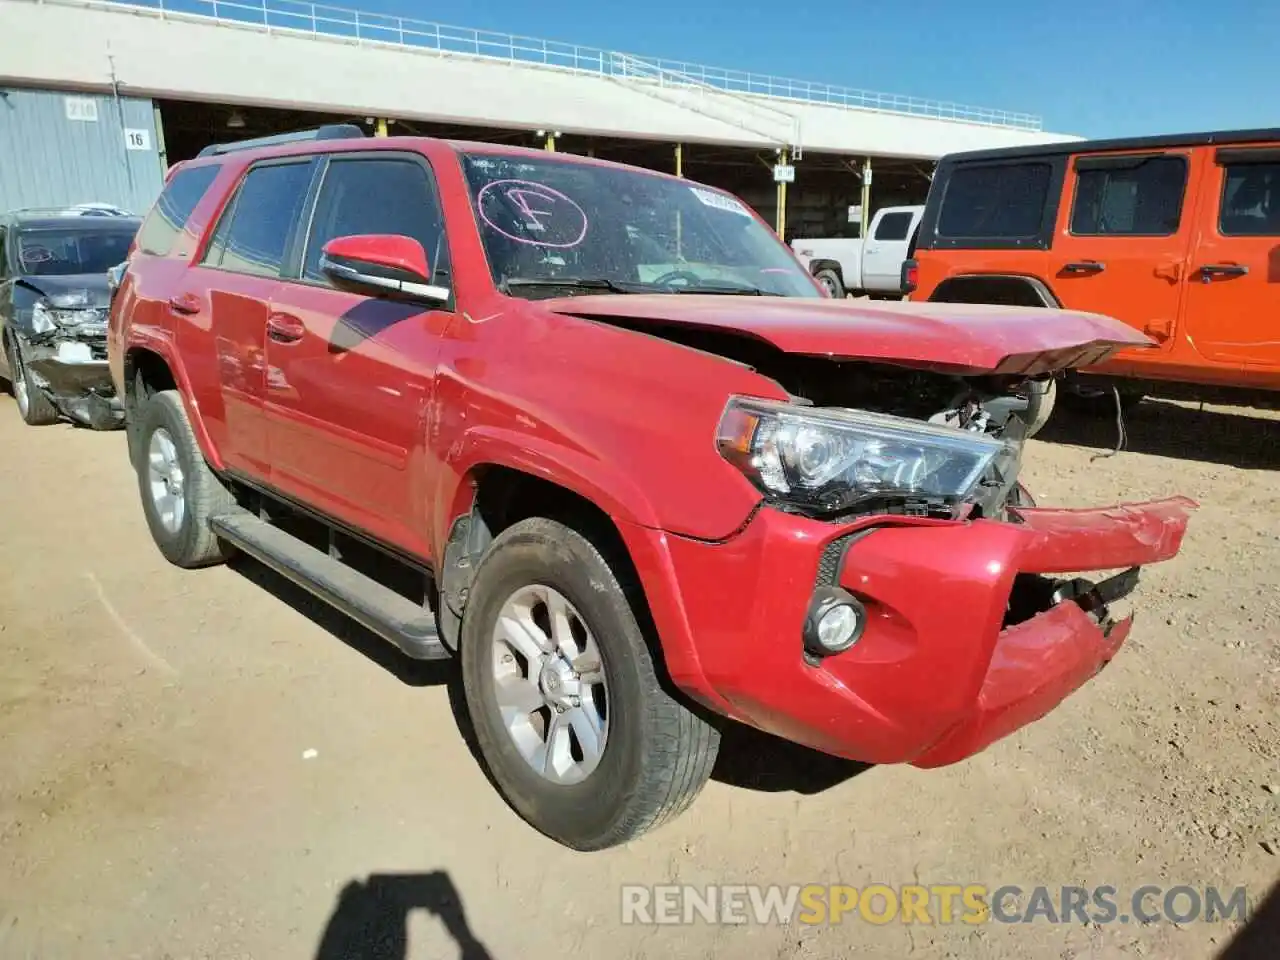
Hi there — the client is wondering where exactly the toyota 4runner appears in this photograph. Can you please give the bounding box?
[109,125,1195,851]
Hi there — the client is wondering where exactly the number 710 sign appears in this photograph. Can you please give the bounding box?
[124,128,151,151]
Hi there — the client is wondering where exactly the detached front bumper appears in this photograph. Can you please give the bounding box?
[633,495,1195,766]
[22,339,123,428]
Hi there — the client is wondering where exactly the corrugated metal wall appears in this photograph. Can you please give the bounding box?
[0,87,164,215]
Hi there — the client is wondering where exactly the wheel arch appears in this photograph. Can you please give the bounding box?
[929,273,1062,308]
[123,342,225,472]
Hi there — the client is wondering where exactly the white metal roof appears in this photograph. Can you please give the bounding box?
[0,0,1083,159]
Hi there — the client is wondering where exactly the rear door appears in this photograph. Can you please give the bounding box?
[1181,145,1280,372]
[185,158,317,477]
[862,209,918,292]
[1051,150,1201,351]
[263,152,455,559]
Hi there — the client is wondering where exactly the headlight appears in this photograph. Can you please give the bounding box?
[31,300,107,336]
[716,396,1018,515]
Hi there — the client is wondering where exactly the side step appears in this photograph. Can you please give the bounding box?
[209,513,448,661]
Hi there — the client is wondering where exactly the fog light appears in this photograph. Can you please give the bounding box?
[803,587,866,657]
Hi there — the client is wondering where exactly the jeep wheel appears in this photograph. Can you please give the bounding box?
[814,268,845,299]
[6,337,59,426]
[134,389,235,568]
[461,517,720,851]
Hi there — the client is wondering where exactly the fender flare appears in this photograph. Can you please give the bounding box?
[123,331,226,472]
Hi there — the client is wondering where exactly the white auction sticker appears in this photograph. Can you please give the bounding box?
[689,186,751,217]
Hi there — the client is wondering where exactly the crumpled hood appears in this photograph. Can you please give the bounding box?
[539,295,1153,376]
[15,273,111,309]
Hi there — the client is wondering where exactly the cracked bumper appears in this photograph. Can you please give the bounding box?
[636,495,1195,766]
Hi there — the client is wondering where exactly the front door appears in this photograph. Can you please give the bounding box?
[862,210,914,291]
[264,153,454,560]
[1050,150,1201,354]
[1181,146,1280,373]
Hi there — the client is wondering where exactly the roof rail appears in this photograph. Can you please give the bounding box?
[196,123,366,158]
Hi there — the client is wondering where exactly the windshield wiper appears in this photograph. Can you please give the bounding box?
[666,282,781,296]
[499,277,637,295]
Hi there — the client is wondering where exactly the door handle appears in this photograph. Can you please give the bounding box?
[1198,263,1248,282]
[1062,261,1105,275]
[167,292,202,315]
[267,312,306,343]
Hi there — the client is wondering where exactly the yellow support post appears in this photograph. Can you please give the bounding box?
[674,142,683,178]
[544,131,557,152]
[860,156,872,240]
[375,118,389,138]
[776,147,790,241]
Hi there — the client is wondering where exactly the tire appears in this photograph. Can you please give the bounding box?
[461,517,720,851]
[134,388,236,568]
[1021,378,1057,438]
[813,268,845,299]
[6,336,59,426]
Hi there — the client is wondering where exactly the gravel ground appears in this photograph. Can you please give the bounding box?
[0,391,1277,960]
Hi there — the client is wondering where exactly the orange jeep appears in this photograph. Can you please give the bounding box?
[903,128,1280,418]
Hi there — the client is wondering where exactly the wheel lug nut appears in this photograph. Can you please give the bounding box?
[570,696,580,707]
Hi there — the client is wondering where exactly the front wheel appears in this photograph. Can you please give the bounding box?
[6,337,59,426]
[461,517,720,851]
[813,268,845,299]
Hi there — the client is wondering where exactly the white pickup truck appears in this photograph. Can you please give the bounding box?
[790,205,924,298]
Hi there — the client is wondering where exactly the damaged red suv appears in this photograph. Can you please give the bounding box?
[108,126,1195,850]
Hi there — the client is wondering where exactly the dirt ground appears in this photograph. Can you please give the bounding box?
[1,392,1277,960]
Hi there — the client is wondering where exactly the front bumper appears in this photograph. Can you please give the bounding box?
[631,495,1194,766]
[23,340,123,427]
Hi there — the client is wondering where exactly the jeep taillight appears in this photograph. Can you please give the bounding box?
[901,259,919,296]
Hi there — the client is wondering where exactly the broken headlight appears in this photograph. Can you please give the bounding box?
[31,300,107,336]
[716,396,1018,515]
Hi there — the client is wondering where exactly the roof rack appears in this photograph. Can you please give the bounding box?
[196,123,366,158]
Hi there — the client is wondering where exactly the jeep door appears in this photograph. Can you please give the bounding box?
[1051,150,1201,359]
[262,152,454,559]
[1181,145,1280,380]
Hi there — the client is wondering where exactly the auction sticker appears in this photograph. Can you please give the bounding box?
[689,186,751,217]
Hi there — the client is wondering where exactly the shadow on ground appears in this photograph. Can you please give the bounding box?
[1217,877,1280,960]
[233,559,870,799]
[315,871,494,960]
[1038,399,1280,470]
[228,557,453,688]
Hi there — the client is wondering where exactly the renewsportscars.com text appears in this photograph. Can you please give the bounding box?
[620,883,1249,926]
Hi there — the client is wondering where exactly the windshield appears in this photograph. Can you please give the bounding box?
[16,226,137,277]
[460,152,820,298]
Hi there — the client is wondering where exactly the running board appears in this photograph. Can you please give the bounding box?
[209,513,448,660]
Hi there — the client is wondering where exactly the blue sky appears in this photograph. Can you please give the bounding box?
[354,0,1279,138]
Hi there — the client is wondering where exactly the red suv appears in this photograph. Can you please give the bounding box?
[109,125,1195,851]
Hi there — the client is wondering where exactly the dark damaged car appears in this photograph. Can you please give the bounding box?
[1,208,140,428]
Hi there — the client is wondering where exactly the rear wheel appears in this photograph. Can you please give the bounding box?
[461,517,720,850]
[6,337,59,426]
[813,268,845,299]
[134,389,236,568]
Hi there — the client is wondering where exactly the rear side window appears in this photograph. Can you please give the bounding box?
[1070,155,1187,236]
[202,161,313,277]
[873,212,913,241]
[1219,161,1280,236]
[136,164,220,256]
[301,157,447,283]
[937,162,1052,240]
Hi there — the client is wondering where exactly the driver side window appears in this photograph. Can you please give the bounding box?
[302,157,448,285]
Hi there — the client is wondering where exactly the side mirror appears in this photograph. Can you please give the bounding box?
[319,234,449,304]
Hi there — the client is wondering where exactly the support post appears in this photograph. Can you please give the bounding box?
[674,142,683,178]
[776,147,790,241]
[374,118,389,138]
[152,103,168,171]
[544,130,557,152]
[860,156,872,240]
